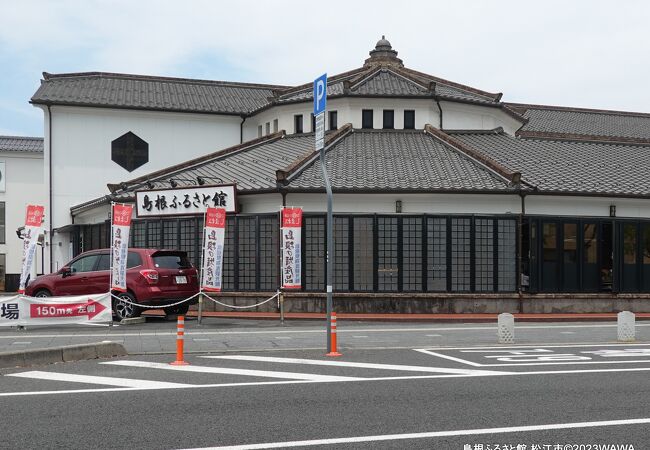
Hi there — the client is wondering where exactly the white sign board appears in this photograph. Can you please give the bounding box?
[315,113,325,150]
[136,184,237,217]
[0,293,112,327]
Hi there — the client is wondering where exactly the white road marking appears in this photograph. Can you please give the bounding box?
[425,334,442,337]
[419,343,650,351]
[560,331,576,334]
[83,323,116,327]
[274,337,292,340]
[177,417,650,449]
[202,355,506,375]
[11,341,31,345]
[5,365,650,397]
[101,360,364,382]
[1,322,648,339]
[6,371,191,388]
[415,344,650,367]
[193,338,211,342]
[352,336,368,338]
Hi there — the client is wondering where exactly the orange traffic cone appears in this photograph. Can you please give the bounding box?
[170,315,189,365]
[326,312,342,357]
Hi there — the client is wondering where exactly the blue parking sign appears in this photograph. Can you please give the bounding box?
[313,73,327,115]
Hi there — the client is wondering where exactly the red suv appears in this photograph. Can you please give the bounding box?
[25,248,199,320]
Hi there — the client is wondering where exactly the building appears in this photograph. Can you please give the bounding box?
[30,38,650,313]
[0,136,45,291]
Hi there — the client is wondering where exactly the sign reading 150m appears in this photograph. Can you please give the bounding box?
[135,184,237,217]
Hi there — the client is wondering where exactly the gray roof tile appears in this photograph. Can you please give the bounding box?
[516,106,650,140]
[287,130,511,191]
[351,69,428,96]
[0,136,44,153]
[31,73,281,115]
[452,131,650,196]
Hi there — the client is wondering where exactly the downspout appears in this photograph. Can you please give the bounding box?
[518,190,526,312]
[435,97,443,129]
[47,105,53,273]
[240,115,247,144]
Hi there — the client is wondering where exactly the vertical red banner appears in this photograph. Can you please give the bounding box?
[281,208,302,289]
[111,203,133,292]
[201,207,227,292]
[19,205,45,294]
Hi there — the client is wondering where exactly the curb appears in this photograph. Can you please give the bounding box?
[0,342,128,369]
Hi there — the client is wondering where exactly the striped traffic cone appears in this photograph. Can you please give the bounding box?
[170,315,189,365]
[326,312,342,357]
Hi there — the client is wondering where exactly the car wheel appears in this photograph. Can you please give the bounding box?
[113,292,141,320]
[164,303,189,316]
[33,289,52,298]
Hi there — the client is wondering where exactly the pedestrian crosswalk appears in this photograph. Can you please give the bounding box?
[2,354,499,396]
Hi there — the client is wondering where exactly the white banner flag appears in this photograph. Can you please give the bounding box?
[281,207,302,289]
[0,293,112,327]
[111,203,133,292]
[201,207,226,292]
[19,205,45,294]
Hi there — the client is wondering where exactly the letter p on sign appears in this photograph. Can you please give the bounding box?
[313,73,327,116]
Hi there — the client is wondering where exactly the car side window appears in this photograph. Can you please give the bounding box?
[127,252,143,268]
[69,255,101,273]
[96,254,110,271]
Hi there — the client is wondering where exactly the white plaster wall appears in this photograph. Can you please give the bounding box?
[285,193,522,215]
[0,152,46,278]
[47,105,242,230]
[239,193,283,213]
[526,196,650,218]
[440,101,522,135]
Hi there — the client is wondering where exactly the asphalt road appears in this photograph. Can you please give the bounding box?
[1,344,650,449]
[1,317,650,354]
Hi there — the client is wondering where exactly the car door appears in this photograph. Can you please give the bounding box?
[55,254,103,295]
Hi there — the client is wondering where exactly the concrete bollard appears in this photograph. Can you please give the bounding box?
[617,311,635,342]
[498,313,515,344]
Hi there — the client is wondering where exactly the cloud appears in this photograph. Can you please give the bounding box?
[0,0,649,135]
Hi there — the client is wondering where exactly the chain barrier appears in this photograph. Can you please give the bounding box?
[109,290,280,310]
[203,291,280,310]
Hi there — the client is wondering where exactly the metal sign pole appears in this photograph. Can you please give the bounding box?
[313,73,331,353]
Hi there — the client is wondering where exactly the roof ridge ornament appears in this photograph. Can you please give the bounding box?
[364,36,403,68]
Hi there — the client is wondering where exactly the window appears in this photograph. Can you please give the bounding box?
[475,219,494,292]
[451,218,471,291]
[305,217,325,290]
[222,217,235,290]
[377,217,398,291]
[0,254,5,291]
[353,217,374,291]
[70,255,101,273]
[0,202,5,244]
[273,119,279,133]
[238,217,257,290]
[383,110,394,129]
[402,217,422,291]
[329,111,338,131]
[427,218,447,291]
[294,115,303,134]
[311,113,316,132]
[111,131,149,172]
[96,252,142,271]
[257,125,263,137]
[265,122,270,135]
[498,220,517,291]
[259,216,279,290]
[404,110,415,129]
[362,109,374,129]
[334,217,349,291]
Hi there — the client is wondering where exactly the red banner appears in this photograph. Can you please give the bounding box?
[281,208,302,289]
[111,203,133,292]
[201,207,227,292]
[19,205,45,294]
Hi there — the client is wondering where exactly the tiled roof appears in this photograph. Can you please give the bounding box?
[508,104,650,142]
[451,130,650,196]
[31,72,283,115]
[285,129,512,192]
[351,69,429,96]
[104,133,314,203]
[0,135,44,153]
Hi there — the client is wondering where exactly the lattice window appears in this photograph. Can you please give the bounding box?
[353,217,374,291]
[378,217,398,291]
[179,219,197,267]
[475,218,494,292]
[130,221,146,248]
[162,220,178,249]
[147,221,161,248]
[451,218,471,291]
[237,217,257,290]
[222,217,235,290]
[334,217,349,291]
[427,217,447,291]
[259,215,279,291]
[305,217,325,291]
[402,217,422,291]
[498,219,517,291]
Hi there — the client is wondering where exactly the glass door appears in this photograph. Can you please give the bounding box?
[582,223,599,292]
[562,223,579,291]
[542,222,559,292]
[621,222,639,292]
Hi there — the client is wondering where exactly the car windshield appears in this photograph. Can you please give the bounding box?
[152,253,192,269]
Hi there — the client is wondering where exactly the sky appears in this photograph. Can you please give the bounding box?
[1,0,649,137]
